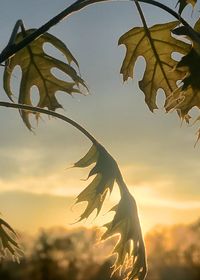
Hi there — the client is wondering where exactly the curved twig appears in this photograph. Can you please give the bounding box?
[0,0,197,64]
[0,0,107,63]
[0,101,97,144]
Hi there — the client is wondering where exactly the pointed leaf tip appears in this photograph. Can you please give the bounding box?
[74,144,117,221]
[74,145,98,168]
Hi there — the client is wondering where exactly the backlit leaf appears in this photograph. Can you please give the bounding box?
[102,192,146,279]
[3,29,87,129]
[0,218,21,261]
[74,144,98,168]
[74,144,117,220]
[119,21,190,112]
[166,20,200,122]
[120,19,200,142]
[74,144,147,279]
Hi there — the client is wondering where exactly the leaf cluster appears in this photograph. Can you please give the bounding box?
[119,7,200,139]
[0,1,200,280]
[74,143,146,279]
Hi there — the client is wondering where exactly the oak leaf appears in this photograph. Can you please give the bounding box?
[74,144,117,221]
[119,21,190,112]
[74,144,147,279]
[3,30,87,129]
[166,20,200,121]
[102,192,146,279]
[0,218,21,261]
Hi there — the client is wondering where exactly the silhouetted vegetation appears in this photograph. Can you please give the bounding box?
[145,219,200,280]
[0,219,199,280]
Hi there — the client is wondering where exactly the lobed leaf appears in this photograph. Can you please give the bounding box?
[0,217,21,261]
[102,191,146,279]
[74,144,147,279]
[3,29,87,129]
[74,144,117,220]
[166,20,200,123]
[119,19,200,142]
[119,21,190,112]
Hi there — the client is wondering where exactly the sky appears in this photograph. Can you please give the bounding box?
[0,0,200,235]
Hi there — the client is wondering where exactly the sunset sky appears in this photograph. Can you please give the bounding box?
[0,0,200,235]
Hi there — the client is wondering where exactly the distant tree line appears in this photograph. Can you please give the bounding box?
[0,219,200,280]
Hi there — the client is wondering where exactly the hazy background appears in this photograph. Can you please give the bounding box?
[0,0,199,236]
[0,221,200,280]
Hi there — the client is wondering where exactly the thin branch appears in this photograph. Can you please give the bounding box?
[137,0,200,44]
[0,100,133,195]
[0,0,107,63]
[137,0,190,26]
[134,0,148,30]
[0,101,97,144]
[7,20,24,46]
[0,0,197,64]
